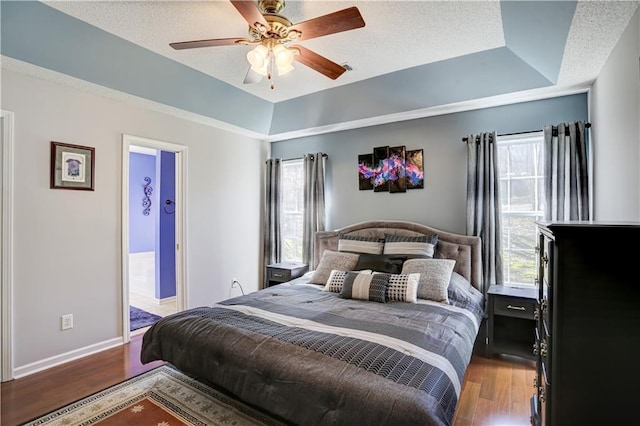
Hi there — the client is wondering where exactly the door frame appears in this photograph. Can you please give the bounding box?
[1,110,15,381]
[121,134,187,343]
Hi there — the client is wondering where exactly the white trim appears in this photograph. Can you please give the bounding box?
[1,110,15,382]
[122,134,188,344]
[3,56,592,144]
[264,84,592,142]
[12,337,123,379]
[1,56,268,141]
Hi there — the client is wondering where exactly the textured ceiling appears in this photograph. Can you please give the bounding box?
[2,1,639,138]
[44,1,507,102]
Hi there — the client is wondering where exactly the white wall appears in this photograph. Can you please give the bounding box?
[591,8,640,221]
[1,69,267,369]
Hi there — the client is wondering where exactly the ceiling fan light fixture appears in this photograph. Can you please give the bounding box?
[272,44,296,75]
[246,44,270,75]
[277,62,295,76]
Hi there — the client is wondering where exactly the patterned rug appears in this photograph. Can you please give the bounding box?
[22,365,287,426]
[130,305,162,331]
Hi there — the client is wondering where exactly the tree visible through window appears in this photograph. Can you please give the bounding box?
[497,132,544,286]
[281,159,304,262]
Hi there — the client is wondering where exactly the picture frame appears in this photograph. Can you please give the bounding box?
[388,145,406,193]
[373,146,390,192]
[50,141,95,191]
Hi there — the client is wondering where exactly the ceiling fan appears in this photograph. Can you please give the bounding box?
[169,0,365,88]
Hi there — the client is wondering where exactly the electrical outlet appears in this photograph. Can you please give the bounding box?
[61,314,73,330]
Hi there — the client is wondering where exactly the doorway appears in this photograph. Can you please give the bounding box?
[121,135,187,343]
[1,110,15,382]
[128,146,177,333]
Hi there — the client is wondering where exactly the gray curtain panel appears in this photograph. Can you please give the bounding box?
[302,153,326,266]
[466,132,504,290]
[264,159,282,286]
[543,121,590,221]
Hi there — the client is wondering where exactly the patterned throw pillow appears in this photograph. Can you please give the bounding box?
[323,270,349,293]
[337,271,390,303]
[383,234,438,258]
[401,258,456,303]
[308,250,359,285]
[337,233,384,255]
[386,273,421,303]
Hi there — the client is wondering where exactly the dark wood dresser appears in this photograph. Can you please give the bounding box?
[531,221,640,426]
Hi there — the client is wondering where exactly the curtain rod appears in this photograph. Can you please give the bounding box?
[266,153,328,163]
[461,122,591,143]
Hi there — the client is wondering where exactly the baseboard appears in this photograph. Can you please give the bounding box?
[12,337,124,379]
[157,296,176,305]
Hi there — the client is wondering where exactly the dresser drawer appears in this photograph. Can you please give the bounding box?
[494,296,537,320]
[268,268,292,283]
[266,262,309,287]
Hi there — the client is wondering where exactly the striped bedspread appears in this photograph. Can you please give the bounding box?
[141,282,483,426]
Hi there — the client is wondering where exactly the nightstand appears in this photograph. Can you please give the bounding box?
[487,284,537,360]
[266,262,308,287]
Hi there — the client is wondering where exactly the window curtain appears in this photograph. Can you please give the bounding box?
[264,159,282,286]
[302,153,326,267]
[466,131,504,291]
[543,121,590,221]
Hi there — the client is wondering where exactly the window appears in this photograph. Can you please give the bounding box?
[497,132,544,286]
[280,159,304,262]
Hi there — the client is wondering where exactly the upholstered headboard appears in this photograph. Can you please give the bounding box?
[314,220,483,291]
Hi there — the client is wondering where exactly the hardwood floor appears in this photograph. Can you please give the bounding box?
[1,337,534,426]
[453,354,536,426]
[0,335,164,426]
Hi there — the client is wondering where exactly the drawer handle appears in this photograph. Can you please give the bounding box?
[272,273,284,278]
[507,305,526,311]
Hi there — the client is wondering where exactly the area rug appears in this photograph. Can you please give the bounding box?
[130,305,162,331]
[22,365,287,426]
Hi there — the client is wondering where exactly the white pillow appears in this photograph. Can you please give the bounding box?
[401,259,456,303]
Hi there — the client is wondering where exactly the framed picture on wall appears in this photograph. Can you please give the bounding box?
[388,145,406,193]
[405,149,424,189]
[50,141,95,191]
[373,146,390,192]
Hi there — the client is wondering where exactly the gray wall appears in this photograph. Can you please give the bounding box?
[271,94,588,234]
[3,69,267,371]
[591,8,640,221]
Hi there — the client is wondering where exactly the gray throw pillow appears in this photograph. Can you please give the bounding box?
[401,258,456,303]
[309,250,360,285]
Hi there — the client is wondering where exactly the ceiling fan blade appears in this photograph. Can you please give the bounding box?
[288,7,365,41]
[230,0,270,31]
[291,45,346,80]
[243,66,263,84]
[170,37,250,50]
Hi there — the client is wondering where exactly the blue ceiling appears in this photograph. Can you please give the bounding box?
[1,1,578,137]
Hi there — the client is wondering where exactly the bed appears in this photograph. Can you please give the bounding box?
[141,220,484,426]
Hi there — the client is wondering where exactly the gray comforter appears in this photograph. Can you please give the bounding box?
[141,281,483,426]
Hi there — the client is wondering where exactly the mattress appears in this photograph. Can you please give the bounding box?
[141,277,483,426]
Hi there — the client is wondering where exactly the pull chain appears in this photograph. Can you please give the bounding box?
[268,51,275,90]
